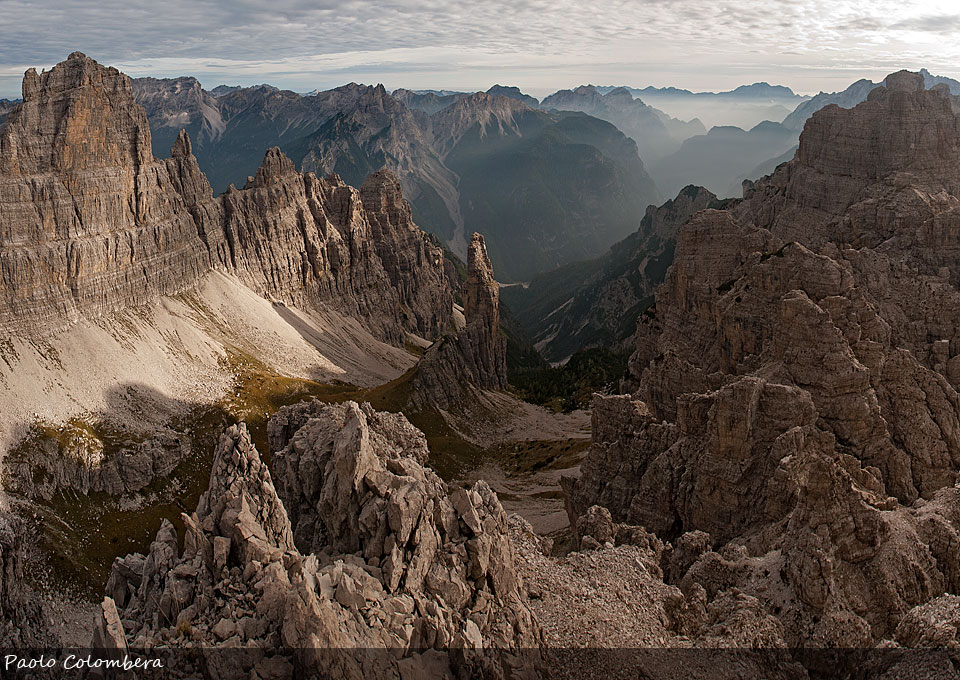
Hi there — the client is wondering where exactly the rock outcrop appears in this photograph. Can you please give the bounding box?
[410,232,508,410]
[567,71,960,650]
[741,70,960,283]
[0,52,451,345]
[102,401,538,676]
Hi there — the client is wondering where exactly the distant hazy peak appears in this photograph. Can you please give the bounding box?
[726,82,797,97]
[209,84,241,97]
[485,84,539,107]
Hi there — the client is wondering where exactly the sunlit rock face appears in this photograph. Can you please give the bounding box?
[0,52,451,344]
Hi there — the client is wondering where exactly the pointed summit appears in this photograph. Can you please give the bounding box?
[249,147,296,187]
[170,128,192,158]
[466,231,507,388]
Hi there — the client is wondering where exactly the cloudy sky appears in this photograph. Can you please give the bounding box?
[2,0,959,98]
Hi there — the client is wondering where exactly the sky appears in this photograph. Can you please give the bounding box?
[2,0,960,99]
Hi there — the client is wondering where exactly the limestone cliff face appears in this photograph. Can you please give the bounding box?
[0,52,212,334]
[568,71,960,647]
[0,53,451,345]
[101,402,539,675]
[740,70,960,284]
[411,233,507,410]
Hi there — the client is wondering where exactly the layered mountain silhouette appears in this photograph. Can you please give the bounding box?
[133,78,660,281]
[540,85,705,163]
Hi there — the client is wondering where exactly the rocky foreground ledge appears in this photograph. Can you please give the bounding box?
[95,400,539,678]
[75,398,959,680]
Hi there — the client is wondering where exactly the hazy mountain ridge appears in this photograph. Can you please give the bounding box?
[652,120,799,198]
[502,184,719,362]
[592,81,807,130]
[540,84,705,163]
[134,78,660,280]
[598,81,803,98]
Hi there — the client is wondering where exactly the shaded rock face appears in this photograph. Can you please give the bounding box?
[410,233,508,410]
[568,71,960,648]
[103,402,538,677]
[0,515,53,646]
[0,53,451,344]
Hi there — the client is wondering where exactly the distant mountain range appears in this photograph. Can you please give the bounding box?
[120,68,960,284]
[597,81,803,99]
[594,81,808,130]
[539,85,704,163]
[652,121,800,198]
[133,78,660,281]
[0,98,19,127]
[783,69,960,131]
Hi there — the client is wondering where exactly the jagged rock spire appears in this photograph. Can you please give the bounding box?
[170,128,192,158]
[408,231,507,410]
[248,146,296,187]
[465,232,507,387]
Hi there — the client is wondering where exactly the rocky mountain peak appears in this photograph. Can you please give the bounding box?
[486,84,539,107]
[743,69,960,252]
[799,68,959,179]
[883,69,925,93]
[248,146,296,187]
[358,168,406,211]
[2,51,152,175]
[170,128,192,158]
[465,232,499,326]
[606,86,635,102]
[430,91,531,156]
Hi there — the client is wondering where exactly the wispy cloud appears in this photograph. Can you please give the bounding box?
[1,0,960,97]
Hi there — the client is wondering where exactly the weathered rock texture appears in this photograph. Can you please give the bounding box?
[0,52,451,345]
[567,71,960,650]
[0,514,53,646]
[5,422,187,500]
[102,401,539,677]
[410,232,508,410]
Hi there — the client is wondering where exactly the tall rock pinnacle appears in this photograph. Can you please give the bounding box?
[410,232,508,410]
[465,232,507,390]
